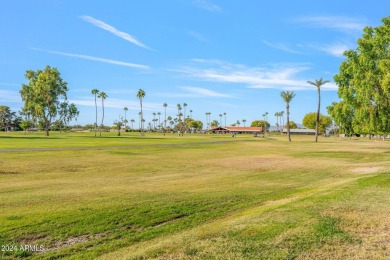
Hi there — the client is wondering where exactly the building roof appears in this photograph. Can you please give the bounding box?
[282,128,316,133]
[210,126,263,132]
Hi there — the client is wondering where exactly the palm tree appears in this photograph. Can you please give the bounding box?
[219,114,222,126]
[138,111,141,131]
[97,91,107,137]
[307,78,330,142]
[223,112,227,126]
[242,119,247,127]
[177,104,181,115]
[124,107,128,129]
[183,103,187,119]
[206,112,211,129]
[91,89,99,137]
[274,112,280,131]
[130,119,135,130]
[157,112,161,130]
[189,109,193,119]
[163,103,167,128]
[280,111,285,130]
[153,112,156,129]
[236,120,240,126]
[280,91,296,142]
[136,89,146,136]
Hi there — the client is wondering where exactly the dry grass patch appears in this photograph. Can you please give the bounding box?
[351,166,383,174]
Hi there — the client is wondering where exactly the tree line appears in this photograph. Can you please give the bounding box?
[4,16,389,140]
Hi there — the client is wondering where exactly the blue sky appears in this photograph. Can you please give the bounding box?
[1,0,389,127]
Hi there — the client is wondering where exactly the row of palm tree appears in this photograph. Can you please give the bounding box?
[279,77,329,142]
[274,111,285,131]
[91,89,107,137]
[92,78,327,141]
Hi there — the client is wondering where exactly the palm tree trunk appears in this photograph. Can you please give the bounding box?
[140,99,144,136]
[100,99,104,137]
[287,105,291,142]
[94,94,97,137]
[315,89,320,142]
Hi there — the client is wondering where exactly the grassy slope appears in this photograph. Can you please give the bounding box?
[0,132,389,259]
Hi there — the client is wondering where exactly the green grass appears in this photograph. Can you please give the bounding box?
[0,131,389,259]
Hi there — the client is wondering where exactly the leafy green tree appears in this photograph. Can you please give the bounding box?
[302,112,332,134]
[137,89,146,136]
[280,91,296,141]
[327,101,354,137]
[211,119,219,127]
[188,120,203,133]
[91,89,99,137]
[289,121,298,129]
[0,106,16,131]
[251,120,270,129]
[20,119,32,134]
[59,102,79,131]
[334,16,390,136]
[113,120,124,136]
[20,65,73,136]
[308,78,330,142]
[51,119,65,131]
[97,91,107,136]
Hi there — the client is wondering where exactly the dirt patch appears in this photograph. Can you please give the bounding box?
[212,157,283,170]
[44,233,105,252]
[351,167,383,174]
[0,170,20,174]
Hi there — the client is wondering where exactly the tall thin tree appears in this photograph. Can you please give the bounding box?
[91,89,99,137]
[274,112,279,131]
[183,103,187,119]
[223,112,226,127]
[124,107,128,129]
[280,111,285,130]
[97,91,107,137]
[280,91,296,142]
[137,89,146,136]
[131,119,135,130]
[153,112,156,129]
[157,112,161,130]
[163,103,167,128]
[307,78,330,142]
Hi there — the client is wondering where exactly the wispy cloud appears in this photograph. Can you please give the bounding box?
[187,31,209,42]
[182,86,230,97]
[80,15,152,50]
[193,0,222,12]
[262,40,301,54]
[31,48,150,70]
[309,42,351,57]
[0,82,20,87]
[295,15,366,32]
[157,86,231,98]
[0,90,21,102]
[70,97,163,111]
[175,59,338,91]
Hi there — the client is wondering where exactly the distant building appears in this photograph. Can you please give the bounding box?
[282,128,316,135]
[209,126,263,137]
